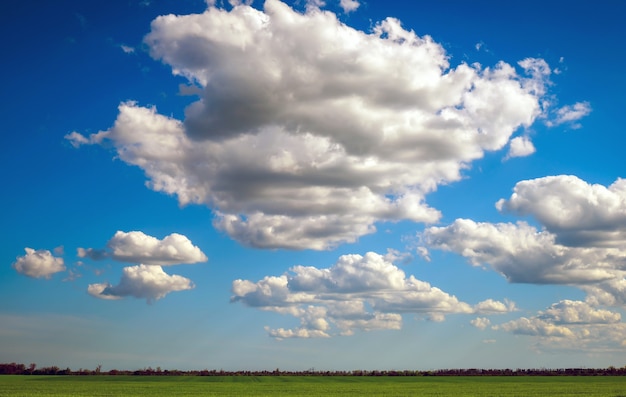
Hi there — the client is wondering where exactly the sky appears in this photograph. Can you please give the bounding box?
[2,0,626,371]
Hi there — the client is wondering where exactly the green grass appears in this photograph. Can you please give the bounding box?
[1,375,626,396]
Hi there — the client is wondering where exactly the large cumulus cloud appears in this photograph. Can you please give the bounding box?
[66,0,565,250]
[231,251,513,338]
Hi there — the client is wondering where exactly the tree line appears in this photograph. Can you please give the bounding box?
[1,362,626,376]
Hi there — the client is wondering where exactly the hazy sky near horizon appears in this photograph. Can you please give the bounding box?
[2,0,626,371]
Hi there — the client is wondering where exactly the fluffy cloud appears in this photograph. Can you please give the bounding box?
[470,317,491,330]
[505,135,535,159]
[496,175,626,247]
[422,219,623,284]
[538,300,620,324]
[474,298,516,314]
[67,0,558,250]
[494,317,574,338]
[12,248,65,279]
[88,264,194,303]
[422,174,626,350]
[232,251,512,337]
[339,0,359,13]
[78,231,207,266]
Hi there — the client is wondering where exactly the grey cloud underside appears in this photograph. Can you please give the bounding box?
[497,175,626,248]
[423,176,626,287]
[423,219,623,285]
[68,0,556,249]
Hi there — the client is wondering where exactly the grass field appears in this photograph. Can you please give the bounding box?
[1,375,626,396]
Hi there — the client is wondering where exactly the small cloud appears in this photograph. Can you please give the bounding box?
[120,45,135,54]
[384,248,413,265]
[428,313,446,322]
[64,130,108,148]
[88,264,194,303]
[13,248,65,279]
[482,339,497,344]
[474,299,516,314]
[416,246,431,262]
[53,246,64,256]
[470,317,491,330]
[339,0,360,13]
[78,230,208,266]
[77,247,108,261]
[546,101,591,128]
[505,136,536,160]
[493,317,574,338]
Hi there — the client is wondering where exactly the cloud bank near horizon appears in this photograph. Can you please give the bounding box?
[231,251,514,338]
[421,175,626,351]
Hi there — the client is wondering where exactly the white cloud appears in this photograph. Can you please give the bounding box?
[69,0,557,250]
[422,219,623,284]
[492,300,626,351]
[496,175,626,247]
[547,101,591,128]
[88,264,194,303]
[423,174,626,312]
[12,248,65,279]
[339,0,359,13]
[474,298,516,314]
[470,317,490,330]
[505,135,535,159]
[78,230,207,266]
[494,317,574,338]
[232,251,509,337]
[538,300,620,324]
[267,327,330,339]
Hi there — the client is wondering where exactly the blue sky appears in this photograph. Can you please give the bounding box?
[2,0,626,371]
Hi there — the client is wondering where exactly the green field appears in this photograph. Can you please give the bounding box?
[1,375,626,396]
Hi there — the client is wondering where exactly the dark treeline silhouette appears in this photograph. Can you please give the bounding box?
[2,362,626,376]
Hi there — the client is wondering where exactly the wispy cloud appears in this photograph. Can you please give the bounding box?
[547,101,592,128]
